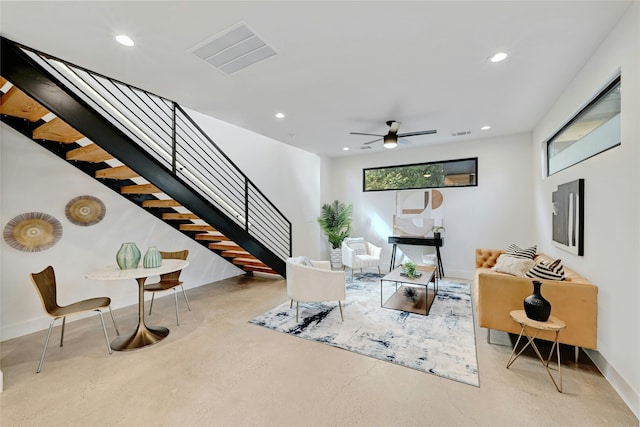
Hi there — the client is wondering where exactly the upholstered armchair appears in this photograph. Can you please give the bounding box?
[286,257,346,322]
[342,237,382,279]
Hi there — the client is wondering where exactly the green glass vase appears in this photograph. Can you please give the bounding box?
[116,242,141,270]
[143,246,162,268]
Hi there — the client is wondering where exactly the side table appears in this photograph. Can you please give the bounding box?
[506,309,566,392]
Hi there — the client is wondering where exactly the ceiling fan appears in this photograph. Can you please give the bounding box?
[350,120,437,149]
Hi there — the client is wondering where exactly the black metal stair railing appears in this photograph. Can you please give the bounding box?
[1,37,291,272]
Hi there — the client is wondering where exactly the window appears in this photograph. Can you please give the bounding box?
[547,75,621,176]
[363,158,477,192]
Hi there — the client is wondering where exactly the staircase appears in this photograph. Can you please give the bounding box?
[1,37,290,277]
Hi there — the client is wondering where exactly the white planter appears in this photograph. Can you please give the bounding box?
[330,248,343,269]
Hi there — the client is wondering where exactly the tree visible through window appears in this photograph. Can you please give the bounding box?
[363,158,477,192]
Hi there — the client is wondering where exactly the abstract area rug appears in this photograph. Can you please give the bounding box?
[249,273,479,387]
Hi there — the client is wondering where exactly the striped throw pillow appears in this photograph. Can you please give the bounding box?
[505,244,537,260]
[526,258,566,281]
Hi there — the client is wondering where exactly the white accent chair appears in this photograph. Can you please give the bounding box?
[286,257,346,322]
[342,237,382,279]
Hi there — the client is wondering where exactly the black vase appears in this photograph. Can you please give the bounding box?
[523,280,551,322]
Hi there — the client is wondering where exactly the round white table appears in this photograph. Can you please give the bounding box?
[87,259,189,351]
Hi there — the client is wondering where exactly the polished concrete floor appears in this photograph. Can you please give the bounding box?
[1,273,637,426]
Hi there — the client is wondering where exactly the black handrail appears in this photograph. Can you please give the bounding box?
[2,36,292,268]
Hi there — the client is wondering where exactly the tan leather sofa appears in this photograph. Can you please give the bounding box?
[474,248,598,349]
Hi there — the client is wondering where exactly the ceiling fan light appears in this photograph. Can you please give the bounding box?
[383,135,398,149]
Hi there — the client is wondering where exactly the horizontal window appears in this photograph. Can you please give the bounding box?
[547,75,621,176]
[363,158,477,192]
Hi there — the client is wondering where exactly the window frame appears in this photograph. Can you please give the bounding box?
[546,75,621,176]
[362,157,478,192]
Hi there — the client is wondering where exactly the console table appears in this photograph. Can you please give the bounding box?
[388,236,444,277]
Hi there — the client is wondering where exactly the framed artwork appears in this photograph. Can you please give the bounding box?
[393,189,444,236]
[552,179,584,255]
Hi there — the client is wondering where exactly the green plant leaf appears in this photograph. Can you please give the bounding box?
[317,200,353,249]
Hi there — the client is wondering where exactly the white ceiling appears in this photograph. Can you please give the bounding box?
[0,1,632,157]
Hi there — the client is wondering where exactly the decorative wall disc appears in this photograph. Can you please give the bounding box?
[65,195,106,226]
[3,212,63,252]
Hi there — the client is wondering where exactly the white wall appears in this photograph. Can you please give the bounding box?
[185,109,324,259]
[329,133,534,280]
[532,3,640,418]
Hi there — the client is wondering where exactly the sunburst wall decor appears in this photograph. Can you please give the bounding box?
[3,212,63,252]
[65,195,106,226]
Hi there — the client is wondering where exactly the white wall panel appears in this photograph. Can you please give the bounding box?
[532,3,640,417]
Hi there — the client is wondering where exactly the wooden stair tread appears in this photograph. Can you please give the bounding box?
[66,143,113,162]
[0,86,49,121]
[162,213,200,220]
[243,265,278,274]
[33,117,84,143]
[221,250,251,258]
[142,199,182,208]
[232,258,265,266]
[195,232,229,241]
[180,224,215,232]
[208,242,242,251]
[96,165,139,180]
[120,184,161,194]
[0,76,7,88]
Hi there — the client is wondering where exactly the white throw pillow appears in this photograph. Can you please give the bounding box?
[346,238,367,256]
[492,255,535,277]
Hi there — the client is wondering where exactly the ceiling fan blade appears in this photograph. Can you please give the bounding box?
[350,132,385,137]
[362,138,382,145]
[397,129,437,138]
[398,138,413,145]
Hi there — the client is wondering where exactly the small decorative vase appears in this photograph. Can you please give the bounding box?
[524,280,552,321]
[116,242,141,270]
[143,246,162,268]
[433,232,441,240]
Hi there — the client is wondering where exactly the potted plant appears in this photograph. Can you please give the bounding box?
[401,260,420,279]
[317,200,353,268]
[432,225,445,239]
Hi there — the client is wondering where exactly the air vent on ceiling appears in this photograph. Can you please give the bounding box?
[191,23,277,75]
[452,130,472,137]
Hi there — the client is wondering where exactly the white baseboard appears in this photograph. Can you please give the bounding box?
[586,349,639,420]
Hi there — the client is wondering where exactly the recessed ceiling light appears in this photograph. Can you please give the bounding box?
[116,35,135,47]
[275,112,285,119]
[490,52,508,63]
[481,125,491,130]
[343,147,349,151]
